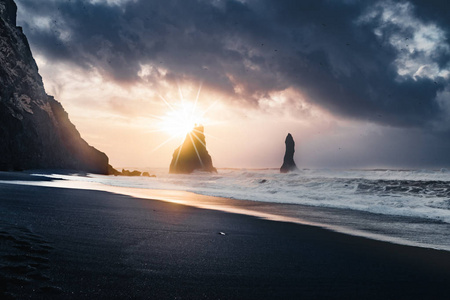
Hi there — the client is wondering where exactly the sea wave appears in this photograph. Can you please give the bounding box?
[38,168,450,224]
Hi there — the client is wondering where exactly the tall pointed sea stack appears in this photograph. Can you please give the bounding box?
[0,0,109,173]
[280,133,298,173]
[169,125,217,174]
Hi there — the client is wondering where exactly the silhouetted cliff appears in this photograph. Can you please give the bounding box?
[0,0,109,173]
[169,125,217,174]
[280,133,297,173]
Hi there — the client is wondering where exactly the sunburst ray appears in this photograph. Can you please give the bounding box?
[192,81,203,117]
[153,81,223,162]
[158,93,176,112]
[191,131,206,148]
[188,132,204,167]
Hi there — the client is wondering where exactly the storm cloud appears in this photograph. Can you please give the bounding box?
[15,0,450,130]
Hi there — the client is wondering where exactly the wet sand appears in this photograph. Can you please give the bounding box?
[1,174,450,299]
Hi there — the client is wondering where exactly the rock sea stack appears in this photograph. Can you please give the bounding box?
[280,133,298,173]
[169,125,217,174]
[0,0,110,174]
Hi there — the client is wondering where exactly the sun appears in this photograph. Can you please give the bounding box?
[155,82,214,139]
[147,82,220,154]
[159,101,205,138]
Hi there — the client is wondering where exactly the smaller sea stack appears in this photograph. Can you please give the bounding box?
[280,133,298,173]
[169,125,217,174]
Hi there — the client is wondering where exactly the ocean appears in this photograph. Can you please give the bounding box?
[14,168,450,251]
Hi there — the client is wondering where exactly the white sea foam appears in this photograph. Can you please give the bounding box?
[39,168,450,224]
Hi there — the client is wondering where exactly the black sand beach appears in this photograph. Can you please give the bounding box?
[1,174,450,299]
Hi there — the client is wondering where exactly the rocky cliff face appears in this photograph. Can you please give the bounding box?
[280,133,297,173]
[0,0,109,173]
[169,125,217,174]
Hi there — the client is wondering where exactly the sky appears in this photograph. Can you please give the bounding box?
[14,0,450,169]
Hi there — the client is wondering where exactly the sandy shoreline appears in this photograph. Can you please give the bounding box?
[1,173,450,299]
[4,171,449,252]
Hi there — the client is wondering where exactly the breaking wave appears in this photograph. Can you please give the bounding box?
[71,168,450,224]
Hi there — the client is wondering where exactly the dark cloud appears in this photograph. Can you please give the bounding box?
[307,127,450,169]
[15,0,450,130]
